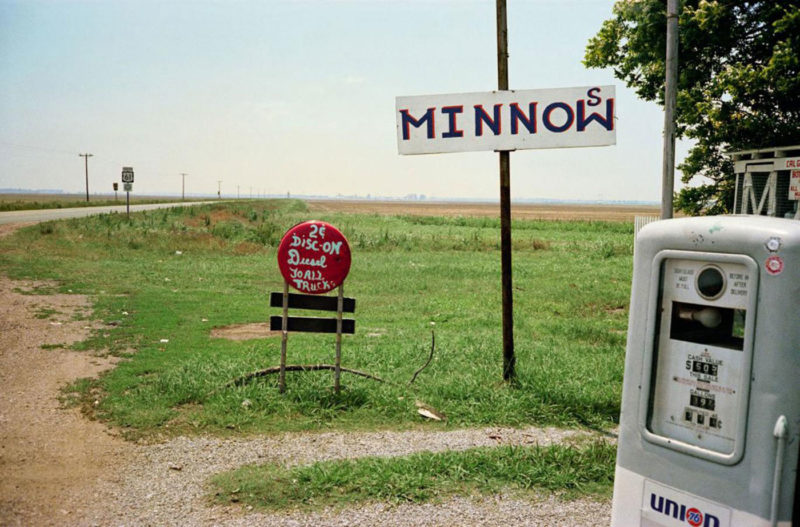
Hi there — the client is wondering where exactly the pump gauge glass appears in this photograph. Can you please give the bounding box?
[696,265,726,300]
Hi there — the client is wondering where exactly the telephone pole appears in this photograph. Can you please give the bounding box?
[180,173,188,201]
[79,153,93,202]
[661,0,679,219]
[217,180,222,199]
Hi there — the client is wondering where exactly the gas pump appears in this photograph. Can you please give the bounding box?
[611,216,800,527]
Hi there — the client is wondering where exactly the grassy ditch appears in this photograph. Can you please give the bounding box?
[0,193,182,211]
[0,199,632,439]
[211,441,616,511]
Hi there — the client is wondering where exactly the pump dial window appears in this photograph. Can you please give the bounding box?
[696,265,726,300]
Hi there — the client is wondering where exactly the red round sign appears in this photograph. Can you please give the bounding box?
[277,221,351,294]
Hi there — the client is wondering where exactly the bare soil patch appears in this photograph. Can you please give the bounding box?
[210,322,281,341]
[0,277,128,526]
[0,222,34,239]
[184,208,240,229]
[307,199,659,222]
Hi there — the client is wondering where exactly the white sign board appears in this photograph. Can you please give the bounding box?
[396,85,615,155]
[782,157,800,170]
[790,170,800,201]
[121,167,134,183]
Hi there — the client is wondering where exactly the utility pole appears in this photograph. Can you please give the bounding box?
[79,153,93,202]
[661,0,679,219]
[181,173,188,201]
[217,180,222,199]
[496,0,515,382]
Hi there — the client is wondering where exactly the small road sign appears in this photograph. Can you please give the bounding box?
[121,167,134,183]
[123,183,133,192]
[277,221,351,295]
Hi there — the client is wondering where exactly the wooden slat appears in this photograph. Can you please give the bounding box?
[270,316,355,334]
[269,292,355,313]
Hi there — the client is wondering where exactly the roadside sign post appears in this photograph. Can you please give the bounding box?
[274,220,353,393]
[496,0,514,381]
[280,280,290,393]
[121,167,134,218]
[124,183,132,217]
[113,182,118,201]
[395,1,616,382]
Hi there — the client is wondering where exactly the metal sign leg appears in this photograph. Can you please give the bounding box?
[279,280,289,393]
[334,285,344,394]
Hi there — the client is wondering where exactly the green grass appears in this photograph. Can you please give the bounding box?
[0,194,183,212]
[0,199,632,439]
[34,307,61,319]
[211,441,616,511]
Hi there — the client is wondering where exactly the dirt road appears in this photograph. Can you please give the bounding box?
[0,276,126,525]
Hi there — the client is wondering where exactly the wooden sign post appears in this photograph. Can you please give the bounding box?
[275,220,353,393]
[496,0,514,381]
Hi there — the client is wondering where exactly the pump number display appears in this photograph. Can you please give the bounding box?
[688,360,718,377]
[690,392,716,411]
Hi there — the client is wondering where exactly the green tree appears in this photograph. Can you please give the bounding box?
[584,1,800,215]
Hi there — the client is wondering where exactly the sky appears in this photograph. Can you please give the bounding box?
[0,0,690,202]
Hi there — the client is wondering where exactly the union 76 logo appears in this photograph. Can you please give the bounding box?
[686,508,703,527]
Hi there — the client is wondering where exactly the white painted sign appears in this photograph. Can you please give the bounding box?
[782,157,800,170]
[790,170,800,201]
[396,85,615,155]
[121,167,134,183]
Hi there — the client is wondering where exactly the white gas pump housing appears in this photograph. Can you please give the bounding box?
[612,216,800,527]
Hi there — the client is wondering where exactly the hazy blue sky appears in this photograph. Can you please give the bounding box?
[0,0,688,201]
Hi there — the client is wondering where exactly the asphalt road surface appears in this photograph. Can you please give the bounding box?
[0,201,218,225]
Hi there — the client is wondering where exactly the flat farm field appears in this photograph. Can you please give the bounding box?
[308,199,659,222]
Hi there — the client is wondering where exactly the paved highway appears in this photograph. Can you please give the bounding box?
[0,201,219,225]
